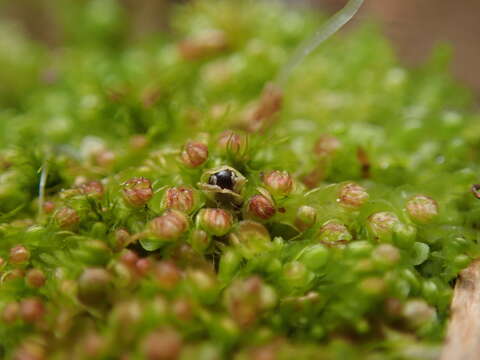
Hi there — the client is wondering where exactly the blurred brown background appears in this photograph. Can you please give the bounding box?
[2,0,480,99]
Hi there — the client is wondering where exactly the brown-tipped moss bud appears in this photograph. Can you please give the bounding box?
[337,182,369,209]
[313,134,341,158]
[155,261,182,290]
[262,170,294,197]
[189,229,211,253]
[218,130,248,159]
[368,212,400,241]
[372,244,400,266]
[78,268,112,306]
[55,207,80,229]
[180,141,208,168]
[43,201,55,214]
[406,195,439,224]
[122,177,153,208]
[79,181,104,198]
[402,299,436,328]
[20,298,45,323]
[360,277,386,296]
[224,276,277,328]
[9,245,30,265]
[178,30,228,61]
[162,186,197,214]
[114,228,131,251]
[2,302,20,323]
[229,221,272,259]
[295,205,317,231]
[148,210,189,241]
[196,208,233,236]
[136,258,153,277]
[120,249,140,268]
[245,195,276,221]
[26,269,46,288]
[318,221,352,244]
[142,329,183,360]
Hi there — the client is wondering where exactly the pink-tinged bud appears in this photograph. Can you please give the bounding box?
[162,186,197,214]
[155,261,182,290]
[83,332,105,358]
[313,134,341,158]
[2,269,25,282]
[142,329,183,360]
[171,298,193,322]
[148,210,189,241]
[318,221,352,244]
[178,30,228,61]
[9,245,30,265]
[368,212,400,241]
[406,195,439,224]
[114,228,131,250]
[120,250,140,268]
[295,206,317,231]
[42,201,55,214]
[78,268,112,306]
[245,195,276,221]
[79,181,104,198]
[402,299,436,328]
[180,141,208,168]
[20,298,45,323]
[26,269,46,288]
[136,258,153,276]
[218,130,248,159]
[122,177,153,207]
[55,207,80,229]
[189,229,211,253]
[372,244,400,266]
[95,150,116,169]
[243,83,283,133]
[229,221,272,259]
[224,276,277,328]
[2,302,20,323]
[262,170,294,197]
[196,208,233,236]
[337,182,369,209]
[130,135,149,150]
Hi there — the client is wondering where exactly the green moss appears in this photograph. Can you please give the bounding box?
[0,0,479,358]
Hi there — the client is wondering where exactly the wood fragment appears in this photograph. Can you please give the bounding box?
[441,260,480,360]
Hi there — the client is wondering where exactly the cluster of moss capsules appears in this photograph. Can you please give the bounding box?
[1,0,480,359]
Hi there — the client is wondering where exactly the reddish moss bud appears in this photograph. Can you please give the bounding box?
[218,130,248,159]
[9,245,30,265]
[136,258,153,276]
[245,195,276,221]
[337,182,369,209]
[178,30,228,61]
[129,135,149,150]
[402,299,436,328]
[79,181,104,198]
[78,268,112,306]
[180,141,208,168]
[26,269,46,288]
[114,228,131,251]
[55,207,80,229]
[295,205,317,231]
[2,302,20,323]
[120,249,140,268]
[148,210,189,241]
[142,329,183,360]
[262,170,294,197]
[313,134,341,158]
[372,244,400,266]
[224,276,277,328]
[406,195,439,224]
[155,261,182,290]
[20,298,45,323]
[319,221,352,244]
[42,201,55,214]
[162,186,197,214]
[122,177,153,207]
[368,212,400,241]
[196,208,233,236]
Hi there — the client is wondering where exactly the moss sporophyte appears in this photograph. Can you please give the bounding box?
[1,0,480,358]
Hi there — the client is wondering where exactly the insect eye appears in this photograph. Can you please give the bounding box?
[208,169,235,190]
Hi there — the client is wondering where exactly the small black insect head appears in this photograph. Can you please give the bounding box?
[208,169,236,190]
